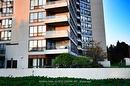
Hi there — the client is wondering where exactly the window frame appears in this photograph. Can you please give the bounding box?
[30,0,44,10]
[29,40,46,52]
[0,30,11,41]
[29,25,46,37]
[30,12,45,23]
[0,18,12,29]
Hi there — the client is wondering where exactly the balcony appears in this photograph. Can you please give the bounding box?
[77,38,82,42]
[45,0,68,10]
[45,30,68,38]
[45,46,69,54]
[77,46,82,50]
[45,15,69,24]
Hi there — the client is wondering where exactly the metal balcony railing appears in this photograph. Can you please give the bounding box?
[47,45,69,50]
[44,45,70,54]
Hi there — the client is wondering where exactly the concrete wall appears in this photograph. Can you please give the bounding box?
[91,0,107,52]
[4,0,30,69]
[124,58,130,66]
[0,68,130,79]
[98,60,111,67]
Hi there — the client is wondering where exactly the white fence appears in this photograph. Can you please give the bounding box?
[0,68,130,79]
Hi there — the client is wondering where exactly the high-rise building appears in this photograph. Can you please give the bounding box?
[0,0,106,68]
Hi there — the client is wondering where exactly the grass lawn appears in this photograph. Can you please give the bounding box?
[111,63,130,68]
[0,76,130,86]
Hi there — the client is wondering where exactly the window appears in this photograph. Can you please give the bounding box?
[28,55,45,68]
[0,18,12,28]
[1,0,13,6]
[1,7,13,16]
[87,17,91,22]
[86,37,93,42]
[2,0,13,2]
[47,40,56,49]
[0,44,6,54]
[87,0,90,3]
[29,25,46,37]
[87,4,91,10]
[87,23,92,29]
[0,30,11,41]
[0,0,13,16]
[87,30,92,35]
[30,12,45,23]
[29,40,46,51]
[30,0,44,9]
[6,59,17,68]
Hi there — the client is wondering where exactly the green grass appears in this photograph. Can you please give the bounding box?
[0,76,130,86]
[111,63,130,68]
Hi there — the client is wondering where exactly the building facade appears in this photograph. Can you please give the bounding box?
[0,0,106,68]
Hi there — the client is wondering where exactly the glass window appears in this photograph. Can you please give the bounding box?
[0,30,11,41]
[1,18,12,28]
[29,40,45,51]
[30,12,45,23]
[30,0,44,9]
[38,26,44,36]
[6,60,17,68]
[28,56,45,68]
[1,7,13,16]
[1,0,13,16]
[87,23,92,29]
[39,0,43,6]
[29,25,45,37]
[3,0,13,2]
[38,12,45,22]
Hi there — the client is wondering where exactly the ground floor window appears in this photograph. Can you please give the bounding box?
[28,55,52,68]
[0,56,5,68]
[6,59,17,68]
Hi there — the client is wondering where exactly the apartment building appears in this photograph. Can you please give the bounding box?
[0,0,106,68]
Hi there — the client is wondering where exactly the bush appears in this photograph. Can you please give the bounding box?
[52,53,74,68]
[53,54,95,68]
[0,77,130,86]
[72,56,93,68]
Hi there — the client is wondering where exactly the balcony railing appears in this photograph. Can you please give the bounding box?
[45,0,69,9]
[45,15,69,24]
[46,0,67,5]
[45,30,69,38]
[44,46,70,54]
[29,47,46,52]
[47,45,69,50]
[46,0,68,5]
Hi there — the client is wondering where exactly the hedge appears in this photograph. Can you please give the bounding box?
[0,76,130,86]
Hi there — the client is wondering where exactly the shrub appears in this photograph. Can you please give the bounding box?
[53,53,103,68]
[52,53,74,68]
[0,77,130,86]
[72,56,93,68]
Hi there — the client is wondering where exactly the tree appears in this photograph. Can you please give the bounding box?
[52,53,74,68]
[84,41,107,64]
[107,41,130,64]
[72,56,93,68]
